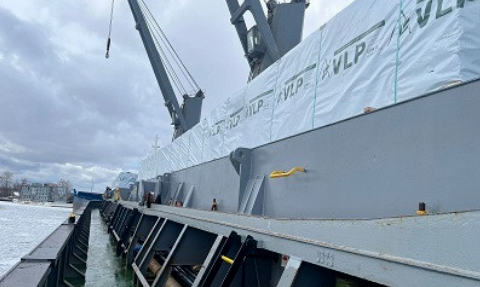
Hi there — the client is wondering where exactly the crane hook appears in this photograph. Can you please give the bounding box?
[105,37,111,59]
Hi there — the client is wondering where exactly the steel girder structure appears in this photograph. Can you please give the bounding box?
[105,201,480,286]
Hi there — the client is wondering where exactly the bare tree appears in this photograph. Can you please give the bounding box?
[13,180,21,196]
[0,171,14,197]
[58,178,73,202]
[16,178,29,200]
[58,178,72,192]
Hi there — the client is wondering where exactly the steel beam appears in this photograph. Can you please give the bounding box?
[118,201,480,286]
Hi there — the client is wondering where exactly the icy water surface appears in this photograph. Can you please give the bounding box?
[0,201,71,277]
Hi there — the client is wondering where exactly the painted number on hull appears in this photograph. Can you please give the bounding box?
[316,250,335,268]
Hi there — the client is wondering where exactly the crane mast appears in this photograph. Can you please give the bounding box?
[128,0,203,140]
[226,0,309,80]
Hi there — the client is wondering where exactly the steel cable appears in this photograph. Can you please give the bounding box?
[139,1,187,96]
[140,0,200,92]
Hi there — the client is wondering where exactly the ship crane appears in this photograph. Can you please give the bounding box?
[110,0,308,139]
[126,0,204,140]
[226,0,309,80]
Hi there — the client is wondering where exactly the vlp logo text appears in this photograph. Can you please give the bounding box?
[321,0,477,80]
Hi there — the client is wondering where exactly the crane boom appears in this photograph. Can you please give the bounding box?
[128,0,203,139]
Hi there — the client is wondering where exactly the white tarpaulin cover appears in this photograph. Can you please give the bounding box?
[243,64,276,147]
[202,102,227,162]
[224,88,248,154]
[397,0,480,102]
[315,0,399,127]
[187,124,203,166]
[139,0,480,180]
[271,31,320,141]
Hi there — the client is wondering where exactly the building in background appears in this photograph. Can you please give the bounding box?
[20,185,34,201]
[19,183,68,202]
[35,184,52,202]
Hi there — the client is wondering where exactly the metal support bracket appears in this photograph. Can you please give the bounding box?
[230,148,257,212]
[277,257,302,287]
[239,176,265,215]
[183,185,195,207]
[200,231,258,287]
[126,214,159,267]
[171,182,184,206]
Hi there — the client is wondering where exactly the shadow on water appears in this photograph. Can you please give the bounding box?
[79,210,134,287]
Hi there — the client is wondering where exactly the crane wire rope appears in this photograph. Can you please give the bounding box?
[148,15,197,93]
[139,1,187,96]
[155,25,200,92]
[140,0,200,92]
[105,0,116,58]
[140,2,189,95]
[140,0,198,92]
[104,0,200,98]
[140,2,186,94]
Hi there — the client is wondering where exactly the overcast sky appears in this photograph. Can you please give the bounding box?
[0,0,353,192]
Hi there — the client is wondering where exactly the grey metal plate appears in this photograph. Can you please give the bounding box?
[0,262,50,286]
[23,225,74,261]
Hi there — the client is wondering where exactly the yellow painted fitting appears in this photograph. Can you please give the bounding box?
[68,213,76,224]
[221,255,234,265]
[270,167,306,178]
[114,189,120,202]
[416,210,428,216]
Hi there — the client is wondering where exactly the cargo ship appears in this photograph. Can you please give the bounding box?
[1,0,479,286]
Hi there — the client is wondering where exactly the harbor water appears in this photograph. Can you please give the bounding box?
[0,201,71,277]
[84,210,133,286]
